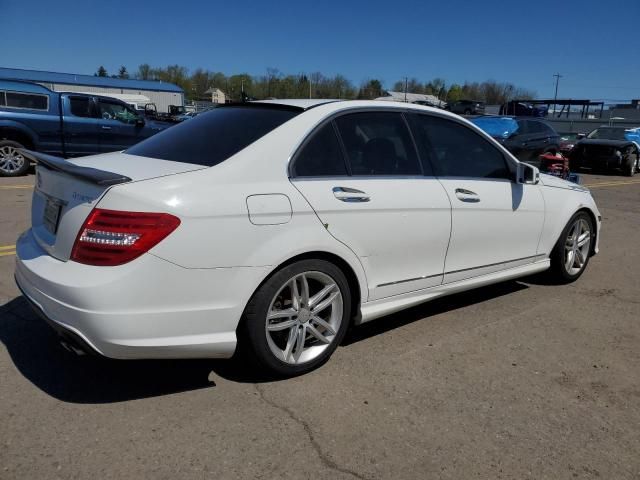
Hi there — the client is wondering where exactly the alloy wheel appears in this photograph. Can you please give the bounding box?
[0,146,25,174]
[564,218,591,275]
[265,271,343,365]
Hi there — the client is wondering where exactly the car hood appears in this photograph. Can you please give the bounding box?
[69,151,207,182]
[576,139,632,148]
[539,173,589,192]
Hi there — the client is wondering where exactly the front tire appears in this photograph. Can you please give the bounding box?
[0,140,30,177]
[549,212,594,283]
[240,259,351,377]
[623,153,637,177]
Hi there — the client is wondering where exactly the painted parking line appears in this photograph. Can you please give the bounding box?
[585,180,640,188]
[0,245,16,257]
[0,185,33,190]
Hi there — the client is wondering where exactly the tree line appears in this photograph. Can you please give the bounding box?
[95,65,536,105]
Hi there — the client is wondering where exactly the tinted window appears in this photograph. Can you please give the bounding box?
[69,96,94,118]
[0,91,5,106]
[127,106,299,166]
[515,119,529,134]
[410,114,510,179]
[527,121,547,134]
[335,112,421,176]
[5,91,48,110]
[293,123,347,177]
[97,99,138,124]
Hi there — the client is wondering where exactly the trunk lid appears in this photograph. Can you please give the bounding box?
[26,150,205,261]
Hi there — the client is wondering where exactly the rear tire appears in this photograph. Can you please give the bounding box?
[549,212,594,283]
[239,259,351,377]
[0,140,30,177]
[623,154,637,177]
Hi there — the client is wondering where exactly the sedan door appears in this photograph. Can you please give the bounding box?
[408,113,545,284]
[96,98,146,152]
[290,111,452,300]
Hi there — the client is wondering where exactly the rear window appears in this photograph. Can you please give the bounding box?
[126,106,299,166]
[4,91,49,110]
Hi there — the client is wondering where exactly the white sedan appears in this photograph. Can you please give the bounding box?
[15,100,601,376]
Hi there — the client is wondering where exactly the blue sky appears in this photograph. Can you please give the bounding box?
[2,0,639,101]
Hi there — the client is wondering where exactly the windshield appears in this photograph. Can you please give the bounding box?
[126,105,300,166]
[587,128,627,140]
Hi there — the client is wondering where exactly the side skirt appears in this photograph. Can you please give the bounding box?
[357,259,550,324]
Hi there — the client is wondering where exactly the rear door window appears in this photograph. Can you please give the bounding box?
[127,106,299,166]
[334,112,422,176]
[5,91,48,110]
[292,123,348,177]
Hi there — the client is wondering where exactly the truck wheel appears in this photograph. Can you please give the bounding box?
[0,140,30,177]
[623,154,636,177]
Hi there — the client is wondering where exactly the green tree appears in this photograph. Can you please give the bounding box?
[136,64,152,80]
[358,79,384,99]
[118,66,129,79]
[95,66,107,77]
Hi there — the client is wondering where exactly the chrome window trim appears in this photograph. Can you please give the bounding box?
[376,254,547,288]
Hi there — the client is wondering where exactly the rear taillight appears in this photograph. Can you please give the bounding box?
[70,209,180,266]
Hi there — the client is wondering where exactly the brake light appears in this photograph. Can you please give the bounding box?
[70,209,180,266]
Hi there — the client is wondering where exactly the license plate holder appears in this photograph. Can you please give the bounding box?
[43,197,63,234]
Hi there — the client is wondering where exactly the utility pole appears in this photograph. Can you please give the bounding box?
[553,73,562,116]
[404,77,408,102]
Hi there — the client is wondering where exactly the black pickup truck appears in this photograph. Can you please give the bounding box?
[0,80,171,176]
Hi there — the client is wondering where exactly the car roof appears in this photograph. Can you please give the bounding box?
[253,99,342,110]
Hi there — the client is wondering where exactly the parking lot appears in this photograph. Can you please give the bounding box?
[1,172,639,479]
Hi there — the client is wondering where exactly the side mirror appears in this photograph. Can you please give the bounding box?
[517,162,540,185]
[135,117,145,127]
[576,133,586,140]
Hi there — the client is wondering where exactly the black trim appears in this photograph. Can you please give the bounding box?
[20,149,131,186]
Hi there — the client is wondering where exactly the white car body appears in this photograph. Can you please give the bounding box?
[14,100,601,360]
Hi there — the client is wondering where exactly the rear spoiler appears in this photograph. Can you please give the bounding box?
[20,150,131,186]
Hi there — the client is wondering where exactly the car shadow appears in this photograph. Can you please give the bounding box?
[1,280,530,401]
[0,297,217,404]
[343,280,528,345]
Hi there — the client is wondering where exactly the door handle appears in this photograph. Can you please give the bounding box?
[101,125,112,130]
[332,186,370,202]
[455,188,480,203]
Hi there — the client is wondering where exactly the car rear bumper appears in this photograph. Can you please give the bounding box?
[14,229,269,359]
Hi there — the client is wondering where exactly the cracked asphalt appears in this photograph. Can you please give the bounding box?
[1,172,639,479]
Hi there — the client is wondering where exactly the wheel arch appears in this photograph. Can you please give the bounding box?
[0,124,37,150]
[575,206,599,256]
[242,250,365,329]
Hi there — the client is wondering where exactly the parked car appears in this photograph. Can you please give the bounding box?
[447,99,485,115]
[0,80,171,176]
[15,100,601,377]
[500,101,548,117]
[470,116,561,167]
[569,126,640,176]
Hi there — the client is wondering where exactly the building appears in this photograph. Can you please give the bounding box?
[375,90,446,108]
[205,87,226,104]
[0,67,184,113]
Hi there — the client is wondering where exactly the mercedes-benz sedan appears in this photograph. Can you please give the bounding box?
[15,100,601,376]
